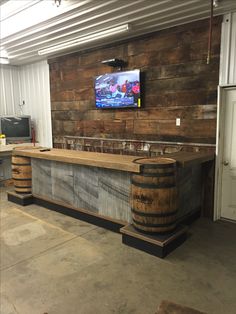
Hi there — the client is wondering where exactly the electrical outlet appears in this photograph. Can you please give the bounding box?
[176,118,181,126]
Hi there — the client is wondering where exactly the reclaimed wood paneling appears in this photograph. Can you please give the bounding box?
[51,162,74,205]
[177,165,202,219]
[32,159,132,222]
[30,157,206,223]
[32,159,52,197]
[50,17,221,145]
[98,168,132,222]
[74,165,99,213]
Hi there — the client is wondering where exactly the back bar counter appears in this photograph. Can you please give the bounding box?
[11,148,214,229]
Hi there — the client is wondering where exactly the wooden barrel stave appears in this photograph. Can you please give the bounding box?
[12,155,32,194]
[131,157,177,234]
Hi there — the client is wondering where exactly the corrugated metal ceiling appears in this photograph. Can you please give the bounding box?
[0,0,236,65]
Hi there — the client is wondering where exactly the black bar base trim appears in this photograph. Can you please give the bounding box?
[34,197,124,233]
[7,192,34,206]
[122,231,187,258]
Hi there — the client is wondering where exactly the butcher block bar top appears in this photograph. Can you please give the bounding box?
[166,151,215,167]
[12,148,141,172]
[12,147,214,172]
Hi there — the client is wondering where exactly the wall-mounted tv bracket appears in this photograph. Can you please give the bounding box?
[101,58,127,71]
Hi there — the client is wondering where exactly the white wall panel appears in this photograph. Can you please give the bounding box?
[0,65,20,115]
[0,60,52,147]
[220,12,236,85]
[18,60,52,147]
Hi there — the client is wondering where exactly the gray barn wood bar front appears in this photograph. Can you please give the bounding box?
[11,148,214,229]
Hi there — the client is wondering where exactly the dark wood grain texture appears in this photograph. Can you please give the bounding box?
[49,17,221,146]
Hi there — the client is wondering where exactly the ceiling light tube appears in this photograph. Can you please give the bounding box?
[0,57,10,64]
[38,24,129,55]
[0,48,8,58]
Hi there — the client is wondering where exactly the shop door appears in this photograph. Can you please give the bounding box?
[221,88,236,221]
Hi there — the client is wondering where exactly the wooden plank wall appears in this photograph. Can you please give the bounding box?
[49,17,221,148]
[32,159,132,223]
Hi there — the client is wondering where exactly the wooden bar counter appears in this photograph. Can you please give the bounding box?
[12,148,214,226]
[12,147,213,169]
[12,148,141,172]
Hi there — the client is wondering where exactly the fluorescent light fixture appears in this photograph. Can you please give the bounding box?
[38,24,129,55]
[0,57,9,64]
[0,49,9,64]
[0,48,8,58]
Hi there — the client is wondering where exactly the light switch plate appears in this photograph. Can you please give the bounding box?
[176,118,181,126]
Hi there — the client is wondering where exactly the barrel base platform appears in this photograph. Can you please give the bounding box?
[7,190,34,206]
[120,224,188,258]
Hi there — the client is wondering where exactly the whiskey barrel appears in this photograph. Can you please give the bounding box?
[12,155,32,193]
[131,157,177,234]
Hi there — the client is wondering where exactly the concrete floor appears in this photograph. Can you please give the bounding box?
[1,187,236,314]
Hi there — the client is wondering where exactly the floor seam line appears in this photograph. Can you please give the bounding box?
[0,226,100,272]
[5,205,79,236]
[0,234,79,272]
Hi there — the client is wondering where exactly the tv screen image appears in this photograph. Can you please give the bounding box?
[95,69,141,109]
[0,116,32,141]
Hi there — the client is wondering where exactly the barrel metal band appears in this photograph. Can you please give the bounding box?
[12,163,31,166]
[132,171,175,178]
[14,185,32,189]
[14,155,30,158]
[140,164,176,171]
[133,157,176,168]
[131,180,176,189]
[132,218,176,228]
[12,178,32,181]
[15,191,31,194]
[131,208,177,217]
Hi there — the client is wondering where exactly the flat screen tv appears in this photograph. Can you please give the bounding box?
[0,115,32,142]
[95,69,141,109]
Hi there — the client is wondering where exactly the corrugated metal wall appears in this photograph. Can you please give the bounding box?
[0,60,52,147]
[19,61,52,147]
[220,12,236,85]
[0,65,20,115]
